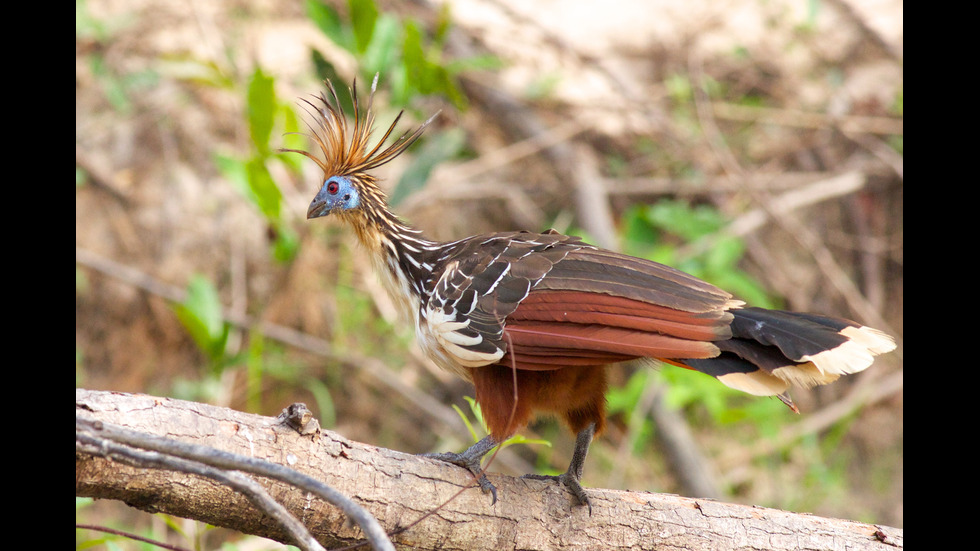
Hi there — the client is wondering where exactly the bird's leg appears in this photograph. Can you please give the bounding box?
[421,435,500,503]
[522,422,596,514]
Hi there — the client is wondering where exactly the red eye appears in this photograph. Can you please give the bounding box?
[327,181,339,194]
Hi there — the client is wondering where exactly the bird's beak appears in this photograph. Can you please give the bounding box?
[307,200,328,219]
[307,185,334,219]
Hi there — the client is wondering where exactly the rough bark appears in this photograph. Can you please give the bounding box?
[76,389,902,551]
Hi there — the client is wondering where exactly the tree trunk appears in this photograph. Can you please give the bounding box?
[76,389,902,551]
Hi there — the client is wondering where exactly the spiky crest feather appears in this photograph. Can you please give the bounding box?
[282,74,437,200]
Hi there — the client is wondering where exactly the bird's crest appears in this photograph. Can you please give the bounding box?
[283,75,437,188]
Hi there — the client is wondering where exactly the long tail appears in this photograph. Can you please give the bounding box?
[682,307,896,409]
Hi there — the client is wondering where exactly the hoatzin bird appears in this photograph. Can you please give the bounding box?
[286,77,896,511]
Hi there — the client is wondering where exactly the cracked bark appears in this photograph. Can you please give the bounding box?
[76,389,902,551]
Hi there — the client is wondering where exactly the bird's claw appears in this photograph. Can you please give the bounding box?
[421,451,498,505]
[522,472,592,515]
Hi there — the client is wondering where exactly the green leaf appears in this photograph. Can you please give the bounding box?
[712,269,775,309]
[306,0,353,51]
[278,105,305,172]
[303,377,337,428]
[665,73,693,102]
[644,199,724,241]
[446,54,504,74]
[221,153,284,222]
[309,52,355,116]
[271,221,300,263]
[245,157,282,220]
[606,369,651,415]
[245,331,265,413]
[157,55,234,89]
[349,0,379,54]
[173,275,229,365]
[500,434,551,451]
[620,205,660,257]
[247,68,276,154]
[76,0,108,42]
[362,14,399,77]
[401,20,426,88]
[430,65,468,110]
[214,153,248,196]
[452,403,481,442]
[388,61,410,106]
[704,234,744,272]
[433,2,452,45]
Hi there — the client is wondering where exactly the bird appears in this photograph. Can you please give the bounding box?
[285,76,897,511]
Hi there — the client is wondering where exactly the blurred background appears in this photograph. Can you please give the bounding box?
[76,0,902,547]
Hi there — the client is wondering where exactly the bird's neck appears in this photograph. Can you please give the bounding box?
[343,206,442,320]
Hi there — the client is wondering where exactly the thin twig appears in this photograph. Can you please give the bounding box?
[710,102,903,136]
[77,427,328,551]
[77,415,393,551]
[75,524,192,551]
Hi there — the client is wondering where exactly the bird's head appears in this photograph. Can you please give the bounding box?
[284,75,436,225]
[307,174,363,218]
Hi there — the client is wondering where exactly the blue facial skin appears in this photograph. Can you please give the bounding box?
[307,176,360,219]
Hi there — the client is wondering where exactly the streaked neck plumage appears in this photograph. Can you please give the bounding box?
[340,198,441,302]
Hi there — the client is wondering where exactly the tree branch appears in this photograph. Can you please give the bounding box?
[76,410,389,551]
[76,389,902,550]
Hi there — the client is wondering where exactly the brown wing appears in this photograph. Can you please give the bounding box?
[422,231,590,368]
[425,232,894,405]
[425,234,740,369]
[499,247,741,370]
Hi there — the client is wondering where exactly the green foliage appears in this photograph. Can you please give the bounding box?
[778,429,856,515]
[247,69,277,156]
[333,276,396,349]
[348,0,380,54]
[660,365,787,428]
[215,67,302,264]
[607,199,788,452]
[664,73,694,104]
[621,200,775,308]
[186,0,491,432]
[305,0,498,111]
[452,396,551,462]
[452,397,485,443]
[329,244,413,354]
[174,274,231,371]
[604,369,656,452]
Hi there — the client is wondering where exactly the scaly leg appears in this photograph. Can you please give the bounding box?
[522,422,596,514]
[421,435,500,503]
